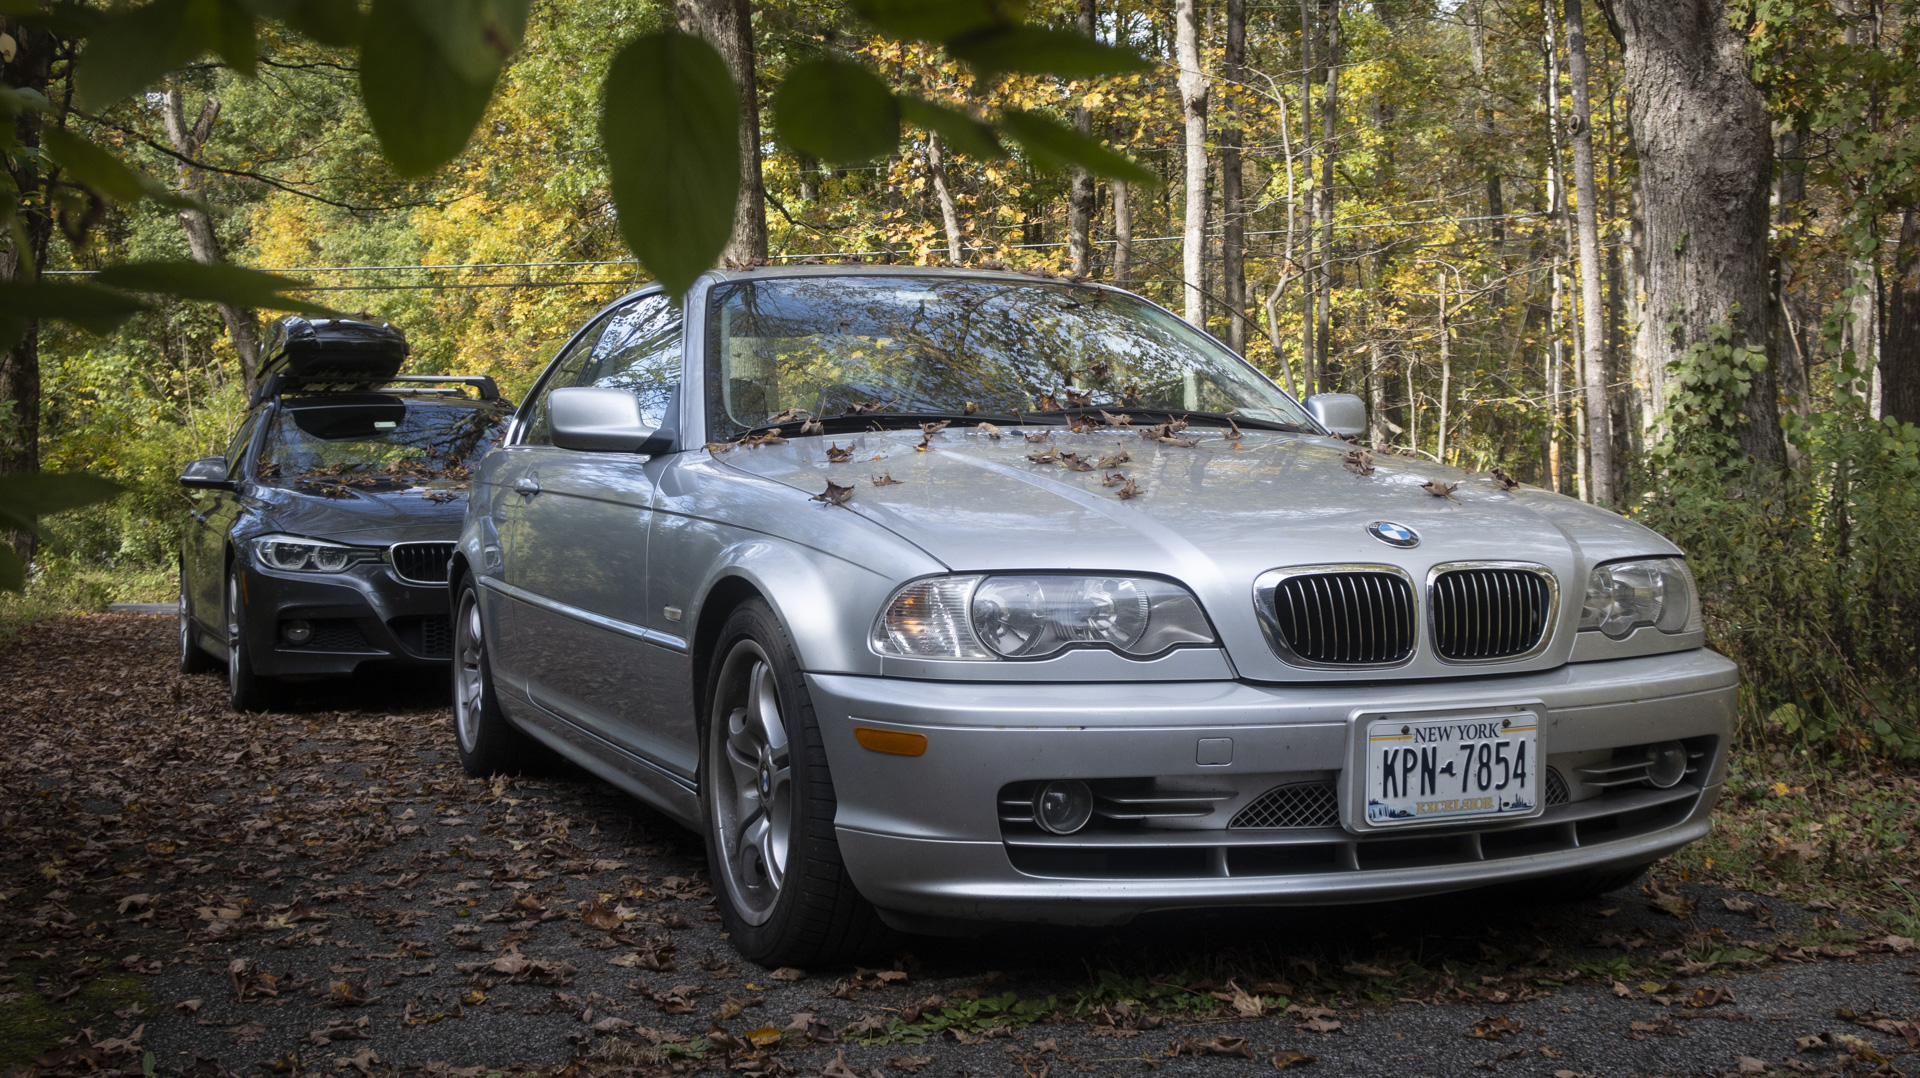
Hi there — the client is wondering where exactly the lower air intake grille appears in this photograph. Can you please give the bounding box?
[390,615,453,658]
[389,542,455,585]
[1263,571,1416,665]
[1230,782,1339,829]
[305,619,370,651]
[1429,566,1553,661]
[1545,766,1571,806]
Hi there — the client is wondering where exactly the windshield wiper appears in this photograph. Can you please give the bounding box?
[740,410,1025,438]
[1036,406,1314,434]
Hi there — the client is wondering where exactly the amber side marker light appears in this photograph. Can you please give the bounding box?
[854,727,928,756]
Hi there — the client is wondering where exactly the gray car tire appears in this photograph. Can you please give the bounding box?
[226,568,279,711]
[452,573,546,777]
[179,566,218,675]
[702,599,888,968]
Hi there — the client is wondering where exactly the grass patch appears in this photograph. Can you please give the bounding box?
[0,958,150,1068]
[0,562,174,642]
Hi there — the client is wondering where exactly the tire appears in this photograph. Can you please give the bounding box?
[226,567,280,712]
[178,565,218,675]
[702,599,888,968]
[451,573,546,776]
[1520,860,1655,902]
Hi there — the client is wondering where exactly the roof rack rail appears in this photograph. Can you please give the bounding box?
[252,372,503,407]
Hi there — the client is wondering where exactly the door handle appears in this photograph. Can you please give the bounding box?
[514,477,541,497]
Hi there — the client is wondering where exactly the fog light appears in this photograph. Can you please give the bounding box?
[281,619,313,646]
[1032,780,1093,835]
[1645,740,1688,788]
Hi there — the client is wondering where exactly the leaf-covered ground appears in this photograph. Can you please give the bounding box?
[3,615,1918,1078]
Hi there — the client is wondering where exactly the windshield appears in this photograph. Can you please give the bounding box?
[255,397,509,491]
[704,276,1314,438]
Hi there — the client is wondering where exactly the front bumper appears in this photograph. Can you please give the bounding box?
[235,561,453,678]
[808,648,1739,924]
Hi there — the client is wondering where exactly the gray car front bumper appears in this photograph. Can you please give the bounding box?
[807,647,1738,925]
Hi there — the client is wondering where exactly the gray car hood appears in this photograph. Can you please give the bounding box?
[716,426,1679,680]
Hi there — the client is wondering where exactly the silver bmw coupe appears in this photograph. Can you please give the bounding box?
[451,266,1737,966]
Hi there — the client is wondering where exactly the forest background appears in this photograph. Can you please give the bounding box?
[2,0,1919,763]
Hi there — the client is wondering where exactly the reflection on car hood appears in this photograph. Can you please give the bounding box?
[713,427,1676,576]
[246,480,468,545]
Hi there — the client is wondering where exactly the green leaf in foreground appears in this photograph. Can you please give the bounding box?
[41,128,198,211]
[245,0,366,47]
[72,0,246,110]
[948,25,1153,79]
[900,96,1005,161]
[851,0,1013,44]
[997,109,1155,186]
[0,472,126,591]
[93,262,334,316]
[0,279,150,352]
[359,0,505,177]
[601,31,739,298]
[774,59,900,165]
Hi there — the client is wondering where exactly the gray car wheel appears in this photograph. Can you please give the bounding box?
[178,567,217,675]
[226,568,278,711]
[702,600,887,967]
[452,573,545,776]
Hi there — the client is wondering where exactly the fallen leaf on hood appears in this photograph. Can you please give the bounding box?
[812,481,855,506]
[825,443,855,463]
[977,422,1002,439]
[1421,479,1460,501]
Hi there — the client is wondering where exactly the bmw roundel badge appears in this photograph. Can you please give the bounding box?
[1368,521,1419,548]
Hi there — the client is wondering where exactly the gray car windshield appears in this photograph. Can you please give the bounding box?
[705,277,1312,437]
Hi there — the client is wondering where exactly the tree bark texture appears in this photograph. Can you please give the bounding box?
[927,134,964,265]
[161,88,264,391]
[1599,0,1784,467]
[1563,0,1612,504]
[0,17,55,498]
[1174,0,1207,326]
[1315,0,1339,382]
[1068,0,1097,277]
[1111,179,1131,287]
[1220,0,1247,352]
[1298,0,1316,392]
[1771,126,1813,430]
[1467,2,1505,247]
[677,0,767,265]
[1883,206,1920,427]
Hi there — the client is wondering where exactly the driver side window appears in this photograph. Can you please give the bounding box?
[575,295,682,429]
[521,312,616,446]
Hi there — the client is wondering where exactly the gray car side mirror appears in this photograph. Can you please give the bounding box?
[179,456,235,490]
[550,386,675,454]
[1304,393,1367,438]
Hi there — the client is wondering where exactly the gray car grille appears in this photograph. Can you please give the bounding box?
[389,542,456,585]
[1428,567,1552,661]
[1266,571,1415,665]
[1544,766,1571,806]
[1230,781,1339,829]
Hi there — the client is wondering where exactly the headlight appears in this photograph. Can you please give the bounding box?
[253,534,373,573]
[872,574,1215,660]
[1577,557,1700,639]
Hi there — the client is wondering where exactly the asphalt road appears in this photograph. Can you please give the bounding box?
[3,615,1915,1078]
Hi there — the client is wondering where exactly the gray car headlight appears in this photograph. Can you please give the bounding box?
[873,574,1215,660]
[1577,557,1701,639]
[253,534,375,573]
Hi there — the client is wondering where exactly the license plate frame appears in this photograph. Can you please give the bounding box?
[1343,705,1546,832]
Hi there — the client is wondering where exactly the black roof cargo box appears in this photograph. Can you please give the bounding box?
[260,316,409,381]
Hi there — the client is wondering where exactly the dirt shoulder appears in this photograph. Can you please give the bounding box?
[2,615,1916,1078]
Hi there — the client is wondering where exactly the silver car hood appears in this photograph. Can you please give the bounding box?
[716,427,1680,681]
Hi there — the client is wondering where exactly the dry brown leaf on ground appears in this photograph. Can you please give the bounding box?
[1467,1015,1523,1040]
[1271,1048,1317,1069]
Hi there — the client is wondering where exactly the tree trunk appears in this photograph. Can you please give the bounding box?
[1467,2,1504,248]
[1111,179,1132,287]
[0,16,57,561]
[1771,126,1813,432]
[1436,271,1452,463]
[677,0,767,265]
[926,134,964,265]
[1563,0,1612,504]
[1220,0,1246,352]
[1298,0,1316,393]
[1068,0,1097,277]
[1315,0,1339,382]
[1884,206,1920,427]
[161,88,264,391]
[1174,0,1207,327]
[1545,17,1570,496]
[1599,0,1782,467]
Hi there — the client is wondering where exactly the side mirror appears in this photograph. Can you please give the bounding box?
[179,456,235,491]
[550,387,674,454]
[1304,393,1367,438]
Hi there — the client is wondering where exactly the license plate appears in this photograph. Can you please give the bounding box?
[1363,714,1540,827]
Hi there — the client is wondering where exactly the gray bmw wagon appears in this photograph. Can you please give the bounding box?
[452,266,1737,966]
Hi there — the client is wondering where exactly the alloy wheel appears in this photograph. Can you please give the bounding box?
[454,589,487,753]
[708,640,793,926]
